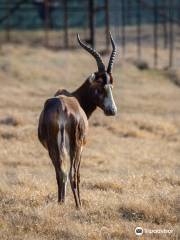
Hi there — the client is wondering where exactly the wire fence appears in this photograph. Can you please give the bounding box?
[110,0,180,68]
[0,0,90,48]
[0,0,180,68]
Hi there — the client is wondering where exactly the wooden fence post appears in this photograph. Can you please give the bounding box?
[89,0,95,48]
[6,0,10,42]
[137,0,141,61]
[163,0,168,49]
[169,0,174,68]
[105,0,110,52]
[127,0,132,25]
[64,0,68,48]
[44,0,50,47]
[153,0,158,68]
[121,0,126,56]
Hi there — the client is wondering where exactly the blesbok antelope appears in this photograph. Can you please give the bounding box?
[38,33,117,208]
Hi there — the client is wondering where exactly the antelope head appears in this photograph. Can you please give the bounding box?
[77,33,117,116]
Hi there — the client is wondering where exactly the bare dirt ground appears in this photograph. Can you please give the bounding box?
[0,44,179,240]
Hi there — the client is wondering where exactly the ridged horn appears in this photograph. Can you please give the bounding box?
[107,32,116,74]
[77,34,105,72]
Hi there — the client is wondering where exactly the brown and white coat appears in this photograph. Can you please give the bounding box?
[38,33,117,208]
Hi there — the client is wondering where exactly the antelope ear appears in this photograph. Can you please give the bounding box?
[88,73,96,83]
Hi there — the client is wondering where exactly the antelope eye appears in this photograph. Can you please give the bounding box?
[94,88,102,95]
[96,77,103,83]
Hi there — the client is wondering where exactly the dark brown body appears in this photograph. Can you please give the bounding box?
[38,93,88,207]
[38,33,117,208]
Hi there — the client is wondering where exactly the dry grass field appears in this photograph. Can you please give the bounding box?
[0,44,179,240]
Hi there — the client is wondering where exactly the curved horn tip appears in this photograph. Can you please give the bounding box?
[107,32,116,73]
[109,31,113,39]
[109,32,115,45]
[76,33,105,72]
[77,33,80,41]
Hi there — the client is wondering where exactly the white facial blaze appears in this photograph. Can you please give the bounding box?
[104,84,117,113]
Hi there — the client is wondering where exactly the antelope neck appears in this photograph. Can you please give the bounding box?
[72,80,96,119]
